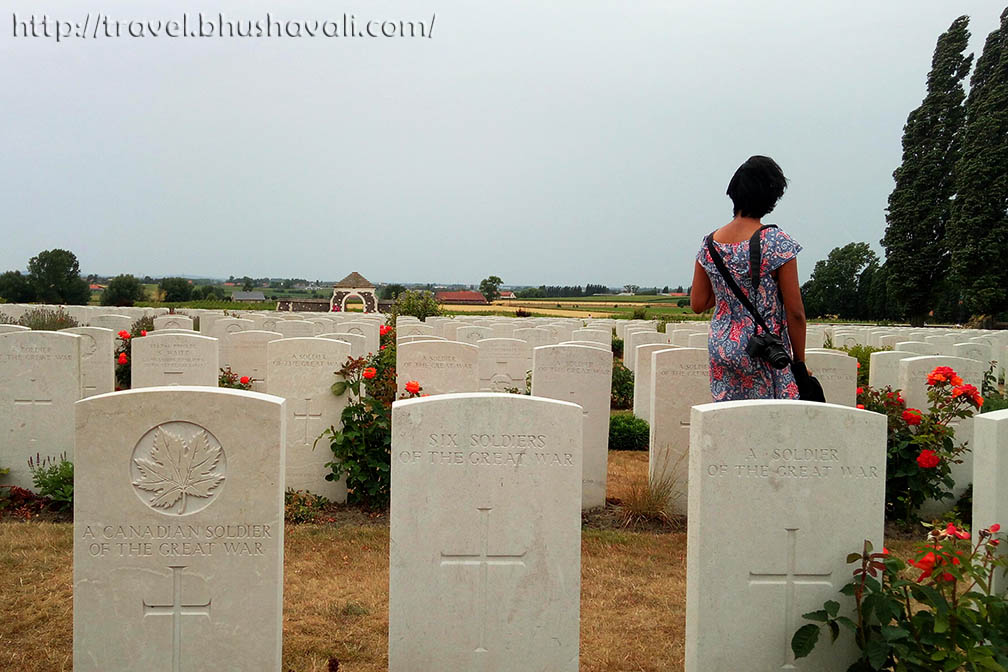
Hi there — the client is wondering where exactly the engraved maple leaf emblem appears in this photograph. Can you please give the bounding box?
[132,427,224,514]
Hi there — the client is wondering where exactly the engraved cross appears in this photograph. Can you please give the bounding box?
[142,565,212,672]
[748,528,833,670]
[292,398,323,444]
[14,378,53,449]
[440,507,527,654]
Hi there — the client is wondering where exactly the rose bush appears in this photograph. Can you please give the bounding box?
[857,366,983,524]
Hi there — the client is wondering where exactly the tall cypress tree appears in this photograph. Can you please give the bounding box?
[948,8,1008,323]
[881,16,973,325]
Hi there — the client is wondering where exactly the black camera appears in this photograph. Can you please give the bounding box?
[746,331,792,369]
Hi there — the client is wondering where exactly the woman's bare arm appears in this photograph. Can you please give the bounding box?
[775,258,806,362]
[690,260,715,313]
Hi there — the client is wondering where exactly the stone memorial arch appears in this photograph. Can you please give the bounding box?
[330,272,378,313]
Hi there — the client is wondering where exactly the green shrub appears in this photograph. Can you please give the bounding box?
[611,337,624,359]
[101,274,146,306]
[17,307,78,331]
[390,289,442,320]
[841,344,887,388]
[284,489,329,523]
[609,414,649,451]
[27,453,73,511]
[611,360,633,409]
[632,307,648,320]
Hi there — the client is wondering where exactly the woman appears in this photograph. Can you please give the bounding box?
[690,155,807,401]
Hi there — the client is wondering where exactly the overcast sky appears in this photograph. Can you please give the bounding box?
[1,1,1003,288]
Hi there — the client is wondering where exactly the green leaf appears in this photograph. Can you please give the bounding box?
[825,600,840,618]
[829,620,841,643]
[803,609,830,623]
[835,616,857,632]
[847,553,863,564]
[865,636,889,670]
[331,380,348,396]
[934,612,949,633]
[791,624,820,659]
[880,626,909,642]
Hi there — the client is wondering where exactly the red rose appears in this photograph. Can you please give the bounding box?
[856,387,863,395]
[856,404,864,409]
[902,409,923,426]
[856,361,861,369]
[362,367,377,380]
[140,330,147,337]
[118,330,130,339]
[117,353,128,365]
[405,380,420,394]
[991,524,1001,533]
[945,523,969,540]
[240,376,250,385]
[380,325,390,336]
[916,449,940,469]
[911,551,936,582]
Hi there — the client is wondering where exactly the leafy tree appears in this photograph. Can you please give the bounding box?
[662,286,670,294]
[948,9,1008,323]
[27,249,90,304]
[159,277,193,302]
[101,274,146,306]
[242,278,254,292]
[623,284,640,294]
[881,16,972,325]
[800,243,879,319]
[516,287,546,299]
[391,289,442,320]
[378,283,406,300]
[479,276,503,303]
[0,270,36,303]
[194,285,227,301]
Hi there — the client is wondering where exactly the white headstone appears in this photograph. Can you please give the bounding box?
[477,338,532,392]
[73,387,286,672]
[319,332,367,359]
[686,400,886,671]
[389,394,582,670]
[0,324,30,333]
[62,327,115,398]
[131,334,219,389]
[633,343,679,422]
[649,347,709,514]
[456,325,495,345]
[894,341,942,356]
[223,330,283,392]
[571,329,609,346]
[0,331,82,490]
[867,350,916,391]
[90,314,134,333]
[972,409,1008,593]
[396,341,479,396]
[804,350,858,407]
[273,320,317,339]
[267,338,350,502]
[153,315,194,331]
[532,345,612,509]
[341,320,381,356]
[210,318,254,342]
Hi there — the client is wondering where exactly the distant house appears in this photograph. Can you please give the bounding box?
[498,290,516,300]
[435,290,488,305]
[232,291,266,302]
[89,283,105,291]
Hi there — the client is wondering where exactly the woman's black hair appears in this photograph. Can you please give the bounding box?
[726,156,788,218]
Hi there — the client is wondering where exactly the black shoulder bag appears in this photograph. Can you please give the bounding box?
[705,226,825,402]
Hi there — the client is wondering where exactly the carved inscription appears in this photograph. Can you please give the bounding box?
[143,341,210,370]
[657,362,709,378]
[81,523,273,558]
[408,354,474,370]
[705,446,880,480]
[536,361,607,376]
[397,432,575,467]
[2,344,73,362]
[270,353,340,369]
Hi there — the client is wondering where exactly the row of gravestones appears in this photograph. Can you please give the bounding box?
[69,385,1008,670]
[0,330,615,510]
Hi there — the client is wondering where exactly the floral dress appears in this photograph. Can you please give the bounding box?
[696,227,802,401]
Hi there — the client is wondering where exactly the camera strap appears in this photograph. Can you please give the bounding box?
[705,229,776,336]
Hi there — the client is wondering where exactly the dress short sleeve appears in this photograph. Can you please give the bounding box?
[763,228,802,272]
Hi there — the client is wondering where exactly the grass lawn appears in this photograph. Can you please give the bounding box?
[0,451,918,672]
